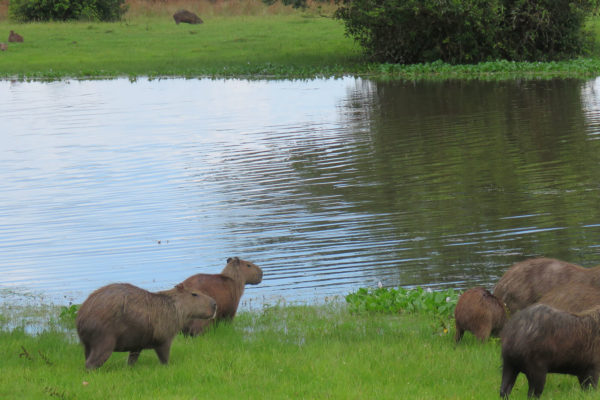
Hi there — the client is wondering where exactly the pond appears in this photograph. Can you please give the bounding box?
[2,76,600,308]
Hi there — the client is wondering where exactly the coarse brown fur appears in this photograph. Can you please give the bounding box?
[180,257,263,336]
[454,287,506,343]
[539,283,600,313]
[493,258,600,314]
[500,304,600,398]
[8,30,23,42]
[0,43,6,51]
[76,283,216,369]
[173,9,203,25]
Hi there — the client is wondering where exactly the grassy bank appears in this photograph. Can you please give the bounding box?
[1,1,600,80]
[0,299,596,399]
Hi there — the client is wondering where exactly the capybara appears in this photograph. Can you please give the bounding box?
[493,257,600,314]
[454,287,506,343]
[76,283,217,369]
[539,282,600,313]
[8,30,23,42]
[500,304,600,398]
[173,9,203,25]
[180,257,263,336]
[0,43,6,51]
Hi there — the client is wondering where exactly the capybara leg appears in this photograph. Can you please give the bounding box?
[83,343,91,360]
[84,337,115,370]
[473,320,492,342]
[154,341,172,364]
[525,371,546,398]
[578,371,598,390]
[128,351,141,366]
[454,324,464,343]
[500,363,518,399]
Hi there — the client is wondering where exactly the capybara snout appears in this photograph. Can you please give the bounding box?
[76,282,216,369]
[454,287,506,343]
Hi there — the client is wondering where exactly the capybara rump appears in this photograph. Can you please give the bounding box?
[76,283,216,369]
[500,304,600,398]
[454,287,506,343]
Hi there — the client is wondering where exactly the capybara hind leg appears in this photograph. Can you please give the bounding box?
[500,363,518,399]
[154,341,172,364]
[578,371,598,390]
[473,321,492,342]
[84,337,115,369]
[525,371,546,398]
[128,351,141,366]
[454,325,464,343]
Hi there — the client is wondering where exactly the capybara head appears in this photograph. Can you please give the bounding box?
[170,283,217,320]
[222,257,263,285]
[454,287,506,343]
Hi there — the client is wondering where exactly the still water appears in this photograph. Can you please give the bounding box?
[2,77,600,307]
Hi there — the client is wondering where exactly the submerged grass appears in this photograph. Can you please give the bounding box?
[0,298,597,399]
[1,1,600,80]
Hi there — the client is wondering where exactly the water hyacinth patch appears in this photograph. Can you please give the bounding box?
[345,286,459,317]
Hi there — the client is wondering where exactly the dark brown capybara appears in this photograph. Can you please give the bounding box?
[538,282,600,313]
[454,287,506,343]
[180,257,263,336]
[493,257,600,314]
[500,304,600,398]
[173,9,203,25]
[76,283,217,369]
[8,30,23,42]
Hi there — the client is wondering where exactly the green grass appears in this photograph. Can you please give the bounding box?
[2,13,600,80]
[0,299,598,399]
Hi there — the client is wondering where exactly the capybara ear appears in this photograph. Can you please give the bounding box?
[227,257,240,264]
[175,283,184,291]
[227,257,232,263]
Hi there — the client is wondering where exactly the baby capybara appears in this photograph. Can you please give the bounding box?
[454,287,506,343]
[180,257,263,336]
[493,257,600,314]
[76,283,217,369]
[539,282,600,313]
[500,304,600,398]
[173,9,203,25]
[8,30,23,42]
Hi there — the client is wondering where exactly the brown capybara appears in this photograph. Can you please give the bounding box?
[76,283,217,369]
[173,9,203,25]
[454,287,506,343]
[538,282,600,313]
[493,257,600,314]
[0,43,6,51]
[500,304,600,398]
[180,257,263,336]
[8,31,23,42]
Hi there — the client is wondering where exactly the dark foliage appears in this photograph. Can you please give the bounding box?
[334,0,600,64]
[9,0,128,22]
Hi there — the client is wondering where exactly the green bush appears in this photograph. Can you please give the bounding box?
[345,286,459,317]
[334,0,600,63]
[9,0,128,22]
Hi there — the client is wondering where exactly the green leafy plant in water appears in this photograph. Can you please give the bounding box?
[58,304,79,323]
[346,286,459,318]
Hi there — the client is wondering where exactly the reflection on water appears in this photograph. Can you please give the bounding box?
[1,77,600,307]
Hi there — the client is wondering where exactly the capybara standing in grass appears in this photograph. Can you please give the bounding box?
[539,282,600,313]
[493,257,600,314]
[454,287,506,343]
[500,304,600,398]
[76,283,217,369]
[180,257,263,336]
[173,10,203,25]
[8,31,23,42]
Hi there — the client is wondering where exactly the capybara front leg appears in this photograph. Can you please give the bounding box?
[525,370,546,398]
[454,325,464,343]
[500,363,518,399]
[154,341,172,364]
[128,351,141,366]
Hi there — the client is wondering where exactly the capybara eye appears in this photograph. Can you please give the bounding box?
[191,293,198,297]
[247,264,251,268]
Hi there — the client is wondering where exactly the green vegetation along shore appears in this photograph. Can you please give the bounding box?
[0,293,597,399]
[2,10,600,80]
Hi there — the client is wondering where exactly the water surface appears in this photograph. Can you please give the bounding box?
[2,77,600,307]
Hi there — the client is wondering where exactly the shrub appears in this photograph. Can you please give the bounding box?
[334,0,600,63]
[9,0,128,21]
